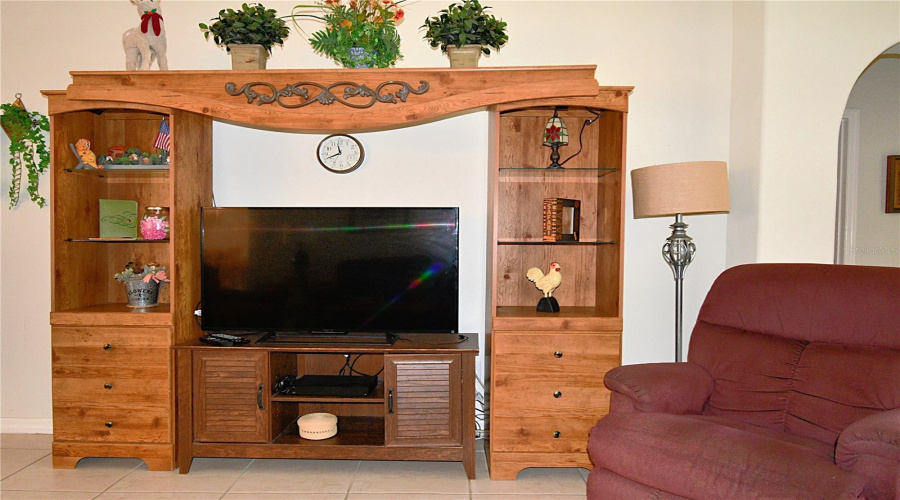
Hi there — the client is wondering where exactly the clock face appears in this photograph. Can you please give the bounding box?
[317,134,364,174]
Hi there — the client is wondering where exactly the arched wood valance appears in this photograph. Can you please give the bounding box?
[46,66,631,131]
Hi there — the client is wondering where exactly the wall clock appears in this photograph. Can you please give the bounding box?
[317,134,365,174]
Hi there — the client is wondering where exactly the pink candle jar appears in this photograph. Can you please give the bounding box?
[140,206,170,240]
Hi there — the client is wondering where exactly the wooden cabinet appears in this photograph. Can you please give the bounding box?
[45,94,212,470]
[177,337,477,478]
[193,350,269,443]
[385,354,462,447]
[486,95,628,479]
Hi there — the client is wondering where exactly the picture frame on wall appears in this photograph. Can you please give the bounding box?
[887,155,900,213]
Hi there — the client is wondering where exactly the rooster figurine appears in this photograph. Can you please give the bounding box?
[527,262,563,313]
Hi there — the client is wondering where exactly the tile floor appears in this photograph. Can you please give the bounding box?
[1,434,589,499]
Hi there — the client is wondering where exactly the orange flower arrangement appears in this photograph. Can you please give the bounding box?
[290,0,406,67]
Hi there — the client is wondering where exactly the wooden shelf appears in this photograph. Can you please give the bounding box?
[51,303,172,326]
[65,238,169,243]
[493,306,622,332]
[273,416,385,447]
[271,382,385,404]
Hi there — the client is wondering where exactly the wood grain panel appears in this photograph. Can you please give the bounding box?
[61,67,608,131]
[491,374,610,417]
[497,171,600,241]
[52,441,175,471]
[485,451,592,479]
[490,415,598,453]
[385,354,460,447]
[53,405,169,443]
[52,326,170,366]
[96,112,166,155]
[171,110,212,345]
[193,350,268,443]
[496,245,599,307]
[52,365,170,406]
[498,109,601,170]
[492,332,619,375]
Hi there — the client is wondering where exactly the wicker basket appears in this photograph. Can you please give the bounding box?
[297,412,337,440]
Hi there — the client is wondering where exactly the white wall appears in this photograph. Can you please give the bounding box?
[846,55,900,267]
[1,0,897,431]
[754,1,900,263]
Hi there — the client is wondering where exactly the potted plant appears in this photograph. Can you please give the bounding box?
[114,262,170,308]
[1,95,49,208]
[200,3,291,69]
[421,0,507,67]
[290,0,406,68]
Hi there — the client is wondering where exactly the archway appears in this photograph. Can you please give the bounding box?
[835,42,900,266]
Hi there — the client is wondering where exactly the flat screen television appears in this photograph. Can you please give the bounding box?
[200,207,459,338]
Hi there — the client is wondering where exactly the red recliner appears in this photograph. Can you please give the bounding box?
[588,263,900,499]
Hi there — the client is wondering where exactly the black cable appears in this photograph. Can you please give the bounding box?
[559,110,602,167]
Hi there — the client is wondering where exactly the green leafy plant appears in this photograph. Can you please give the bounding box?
[114,262,170,284]
[200,3,291,54]
[290,0,406,68]
[421,0,507,55]
[1,101,50,208]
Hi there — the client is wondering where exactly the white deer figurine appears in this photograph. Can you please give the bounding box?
[122,0,168,70]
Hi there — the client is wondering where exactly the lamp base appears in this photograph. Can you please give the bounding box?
[536,297,560,313]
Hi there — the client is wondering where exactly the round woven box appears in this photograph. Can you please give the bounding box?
[297,412,338,440]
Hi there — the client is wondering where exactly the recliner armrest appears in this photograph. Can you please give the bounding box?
[604,362,714,415]
[837,407,900,466]
[835,408,900,500]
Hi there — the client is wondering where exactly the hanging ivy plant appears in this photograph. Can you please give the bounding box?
[1,98,50,208]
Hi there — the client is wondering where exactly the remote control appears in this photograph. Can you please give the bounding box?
[208,333,250,343]
[200,336,236,347]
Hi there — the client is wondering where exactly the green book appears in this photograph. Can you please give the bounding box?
[99,199,138,238]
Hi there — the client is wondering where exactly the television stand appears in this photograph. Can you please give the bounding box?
[175,333,478,478]
[257,331,398,345]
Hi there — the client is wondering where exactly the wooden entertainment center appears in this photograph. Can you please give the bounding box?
[43,67,628,479]
[175,335,478,477]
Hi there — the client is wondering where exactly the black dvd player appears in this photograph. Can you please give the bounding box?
[275,374,378,397]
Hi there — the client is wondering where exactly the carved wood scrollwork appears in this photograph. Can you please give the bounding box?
[224,80,430,109]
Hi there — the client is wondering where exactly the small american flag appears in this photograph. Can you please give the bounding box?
[154,118,170,151]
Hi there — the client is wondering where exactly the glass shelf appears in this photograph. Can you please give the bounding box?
[64,167,169,179]
[497,240,616,246]
[500,167,616,172]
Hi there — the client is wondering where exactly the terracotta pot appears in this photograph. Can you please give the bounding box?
[447,45,483,68]
[228,44,268,70]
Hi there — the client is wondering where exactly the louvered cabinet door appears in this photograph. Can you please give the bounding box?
[384,354,461,447]
[193,350,269,443]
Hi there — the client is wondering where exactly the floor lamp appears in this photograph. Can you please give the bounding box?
[631,161,730,362]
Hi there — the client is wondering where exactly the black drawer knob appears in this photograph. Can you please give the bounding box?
[553,431,561,438]
[554,351,563,358]
[103,344,112,350]
[553,391,562,398]
[104,421,114,428]
[104,383,113,389]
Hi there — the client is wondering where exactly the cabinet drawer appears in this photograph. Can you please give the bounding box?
[491,374,609,417]
[53,365,170,406]
[492,332,619,375]
[53,405,169,443]
[52,327,170,366]
[490,415,597,453]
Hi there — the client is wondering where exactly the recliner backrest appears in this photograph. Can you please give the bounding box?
[687,263,900,446]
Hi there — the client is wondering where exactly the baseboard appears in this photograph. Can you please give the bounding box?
[0,418,53,434]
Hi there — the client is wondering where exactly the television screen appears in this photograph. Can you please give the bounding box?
[200,207,459,335]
